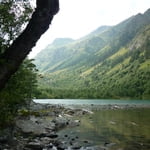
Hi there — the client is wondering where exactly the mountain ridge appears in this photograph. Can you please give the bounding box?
[34,9,150,99]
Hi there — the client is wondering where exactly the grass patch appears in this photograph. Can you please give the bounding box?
[108,47,128,60]
[139,59,150,69]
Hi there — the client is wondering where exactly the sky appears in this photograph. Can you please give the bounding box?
[29,0,150,58]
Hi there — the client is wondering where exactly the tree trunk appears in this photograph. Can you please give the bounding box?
[0,0,59,90]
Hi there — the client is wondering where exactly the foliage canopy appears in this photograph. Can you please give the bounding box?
[0,0,38,127]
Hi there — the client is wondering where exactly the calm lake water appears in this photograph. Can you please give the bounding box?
[34,99,150,150]
[58,108,150,150]
[34,99,150,106]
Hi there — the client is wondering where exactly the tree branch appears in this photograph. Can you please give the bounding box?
[0,0,59,90]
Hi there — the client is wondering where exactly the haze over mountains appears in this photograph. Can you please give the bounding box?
[34,9,150,99]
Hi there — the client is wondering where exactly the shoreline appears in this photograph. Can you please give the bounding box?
[0,101,149,150]
[57,103,150,109]
[33,99,150,109]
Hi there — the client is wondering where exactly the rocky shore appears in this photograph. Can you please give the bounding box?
[0,101,149,150]
[0,101,96,150]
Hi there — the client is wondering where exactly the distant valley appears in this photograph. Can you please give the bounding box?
[34,9,150,99]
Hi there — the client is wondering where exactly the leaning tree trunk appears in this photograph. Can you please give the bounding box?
[0,0,59,90]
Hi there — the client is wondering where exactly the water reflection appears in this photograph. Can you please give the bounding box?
[59,108,150,150]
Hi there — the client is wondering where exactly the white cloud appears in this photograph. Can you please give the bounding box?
[29,0,150,58]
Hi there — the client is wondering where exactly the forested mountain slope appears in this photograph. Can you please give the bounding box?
[34,9,150,99]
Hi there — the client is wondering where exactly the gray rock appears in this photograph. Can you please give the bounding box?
[71,142,82,149]
[82,146,107,150]
[16,117,55,136]
[26,141,43,150]
[46,133,58,138]
[104,142,116,147]
[40,137,52,144]
[16,119,46,135]
[53,117,69,129]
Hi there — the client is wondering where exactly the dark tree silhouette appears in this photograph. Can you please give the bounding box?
[0,0,59,90]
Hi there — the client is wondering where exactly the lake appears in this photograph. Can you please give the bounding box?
[34,99,150,106]
[34,99,150,150]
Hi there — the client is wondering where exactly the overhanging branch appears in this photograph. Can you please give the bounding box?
[0,0,59,90]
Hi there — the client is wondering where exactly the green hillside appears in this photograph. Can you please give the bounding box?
[34,9,150,99]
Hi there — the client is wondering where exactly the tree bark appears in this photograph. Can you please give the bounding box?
[0,0,59,90]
